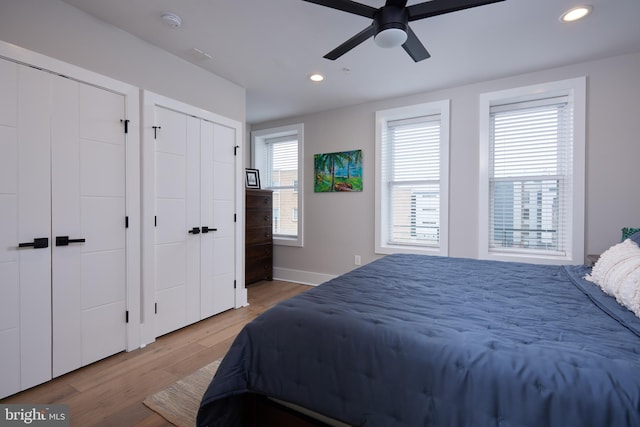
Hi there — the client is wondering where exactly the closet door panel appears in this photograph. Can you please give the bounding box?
[0,258,19,328]
[81,300,126,365]
[51,76,82,376]
[0,329,19,399]
[77,85,127,365]
[156,199,187,243]
[78,84,124,144]
[81,197,126,252]
[0,261,19,398]
[213,163,235,211]
[17,66,52,391]
[154,107,190,335]
[200,120,215,318]
[186,116,202,325]
[80,139,126,197]
[82,251,126,310]
[0,128,17,194]
[52,80,127,375]
[156,286,187,337]
[156,243,187,291]
[211,123,236,314]
[212,233,236,314]
[155,107,187,156]
[155,242,187,336]
[156,153,186,200]
[0,59,17,125]
[0,186,17,266]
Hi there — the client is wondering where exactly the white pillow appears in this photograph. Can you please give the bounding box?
[615,266,640,317]
[585,239,640,316]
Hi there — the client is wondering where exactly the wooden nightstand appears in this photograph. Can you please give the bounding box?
[586,254,600,267]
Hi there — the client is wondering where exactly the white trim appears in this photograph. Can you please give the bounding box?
[375,100,450,256]
[273,267,337,286]
[251,124,304,247]
[478,77,586,265]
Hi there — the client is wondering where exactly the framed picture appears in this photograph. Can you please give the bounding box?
[314,149,363,193]
[245,168,261,189]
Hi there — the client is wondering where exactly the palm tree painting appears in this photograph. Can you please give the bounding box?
[314,149,363,192]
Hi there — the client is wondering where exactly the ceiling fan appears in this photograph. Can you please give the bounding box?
[302,0,505,62]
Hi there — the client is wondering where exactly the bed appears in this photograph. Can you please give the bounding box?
[198,233,640,427]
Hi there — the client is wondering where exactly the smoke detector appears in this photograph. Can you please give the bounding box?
[161,12,182,28]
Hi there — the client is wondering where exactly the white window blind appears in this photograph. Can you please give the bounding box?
[383,115,442,247]
[265,137,298,238]
[489,95,573,255]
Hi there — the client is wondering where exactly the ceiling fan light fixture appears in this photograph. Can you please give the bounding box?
[374,28,408,48]
[560,5,592,23]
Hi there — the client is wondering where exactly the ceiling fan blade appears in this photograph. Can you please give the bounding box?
[324,24,376,60]
[407,0,505,21]
[402,26,431,62]
[302,0,377,19]
[385,0,408,7]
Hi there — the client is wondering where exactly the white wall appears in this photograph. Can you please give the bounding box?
[0,0,245,123]
[252,52,640,281]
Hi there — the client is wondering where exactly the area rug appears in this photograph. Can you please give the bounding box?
[143,358,221,427]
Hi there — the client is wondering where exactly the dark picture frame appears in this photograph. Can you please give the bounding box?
[245,168,261,189]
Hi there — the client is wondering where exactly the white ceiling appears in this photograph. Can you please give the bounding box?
[61,0,640,124]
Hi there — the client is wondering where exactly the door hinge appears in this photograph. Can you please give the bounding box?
[154,216,157,227]
[234,145,239,156]
[125,310,129,323]
[121,119,130,134]
[234,213,237,223]
[154,302,158,314]
[234,280,237,289]
[125,216,129,228]
[152,126,161,139]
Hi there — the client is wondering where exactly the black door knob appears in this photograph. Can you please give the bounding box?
[18,237,49,249]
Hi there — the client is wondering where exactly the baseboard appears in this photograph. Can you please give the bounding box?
[273,267,337,286]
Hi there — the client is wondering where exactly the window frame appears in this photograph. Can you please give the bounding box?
[375,100,450,256]
[478,77,586,264]
[251,123,304,247]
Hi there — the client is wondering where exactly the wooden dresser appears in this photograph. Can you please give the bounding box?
[245,189,273,285]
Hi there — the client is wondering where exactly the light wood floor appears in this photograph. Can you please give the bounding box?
[1,280,312,426]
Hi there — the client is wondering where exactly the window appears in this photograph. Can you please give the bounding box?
[479,78,586,264]
[375,100,450,255]
[252,124,304,247]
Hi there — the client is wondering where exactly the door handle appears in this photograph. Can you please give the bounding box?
[56,236,86,246]
[201,226,217,234]
[18,237,49,249]
[188,227,201,234]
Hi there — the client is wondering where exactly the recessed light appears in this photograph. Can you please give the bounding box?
[310,73,324,82]
[560,5,592,23]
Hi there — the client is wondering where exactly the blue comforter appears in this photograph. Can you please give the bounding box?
[198,254,640,426]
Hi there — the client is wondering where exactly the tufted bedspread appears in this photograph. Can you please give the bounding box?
[197,254,640,426]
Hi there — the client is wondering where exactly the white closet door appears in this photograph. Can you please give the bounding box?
[186,115,202,326]
[0,56,21,399]
[51,80,127,374]
[154,106,189,336]
[200,121,216,318]
[0,62,52,398]
[208,123,238,318]
[50,75,82,376]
